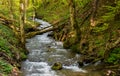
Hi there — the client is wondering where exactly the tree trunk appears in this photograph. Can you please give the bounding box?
[32,0,36,24]
[19,0,25,47]
[88,0,99,52]
[24,0,27,24]
[69,0,80,39]
[90,0,98,27]
[69,0,75,31]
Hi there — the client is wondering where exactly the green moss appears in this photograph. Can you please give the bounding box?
[51,62,62,70]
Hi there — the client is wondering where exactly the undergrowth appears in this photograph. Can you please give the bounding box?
[0,24,26,75]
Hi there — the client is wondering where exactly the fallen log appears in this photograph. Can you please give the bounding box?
[26,26,53,38]
[26,23,65,38]
[26,17,68,38]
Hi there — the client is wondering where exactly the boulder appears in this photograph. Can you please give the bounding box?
[77,61,84,67]
[51,62,62,70]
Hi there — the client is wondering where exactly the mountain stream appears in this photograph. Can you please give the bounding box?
[21,19,103,76]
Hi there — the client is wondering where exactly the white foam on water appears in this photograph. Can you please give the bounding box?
[50,55,63,57]
[26,73,59,76]
[63,65,87,73]
[35,18,52,30]
[22,60,58,76]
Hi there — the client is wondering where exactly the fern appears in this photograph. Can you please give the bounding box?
[102,0,120,22]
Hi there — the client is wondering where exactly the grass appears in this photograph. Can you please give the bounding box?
[0,59,13,74]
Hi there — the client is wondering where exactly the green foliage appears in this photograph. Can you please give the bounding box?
[0,24,17,57]
[95,39,104,46]
[63,37,76,48]
[0,0,20,19]
[0,25,17,44]
[20,51,27,60]
[106,48,120,64]
[0,60,13,74]
[36,0,69,22]
[92,23,109,32]
[98,48,105,57]
[70,43,80,53]
[62,0,68,5]
[0,37,12,56]
[75,0,91,8]
[0,24,26,75]
[101,0,120,22]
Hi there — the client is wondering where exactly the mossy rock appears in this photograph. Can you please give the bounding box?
[51,62,62,70]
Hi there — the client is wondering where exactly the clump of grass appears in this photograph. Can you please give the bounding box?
[0,59,13,74]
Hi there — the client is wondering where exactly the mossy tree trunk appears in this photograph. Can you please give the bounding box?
[24,0,28,24]
[69,0,80,40]
[90,0,98,27]
[88,0,99,52]
[19,0,26,47]
[69,0,75,31]
[79,0,99,53]
[32,0,37,24]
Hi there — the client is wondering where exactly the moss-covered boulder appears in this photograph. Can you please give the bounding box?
[51,62,62,70]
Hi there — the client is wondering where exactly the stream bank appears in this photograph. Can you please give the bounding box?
[0,23,26,76]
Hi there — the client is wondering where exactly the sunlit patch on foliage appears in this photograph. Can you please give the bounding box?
[92,23,109,32]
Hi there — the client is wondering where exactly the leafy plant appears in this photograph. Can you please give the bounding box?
[92,23,109,32]
[101,0,120,22]
[0,37,12,57]
[0,60,13,74]
[106,48,120,64]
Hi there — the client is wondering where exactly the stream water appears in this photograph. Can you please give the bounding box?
[21,19,102,76]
